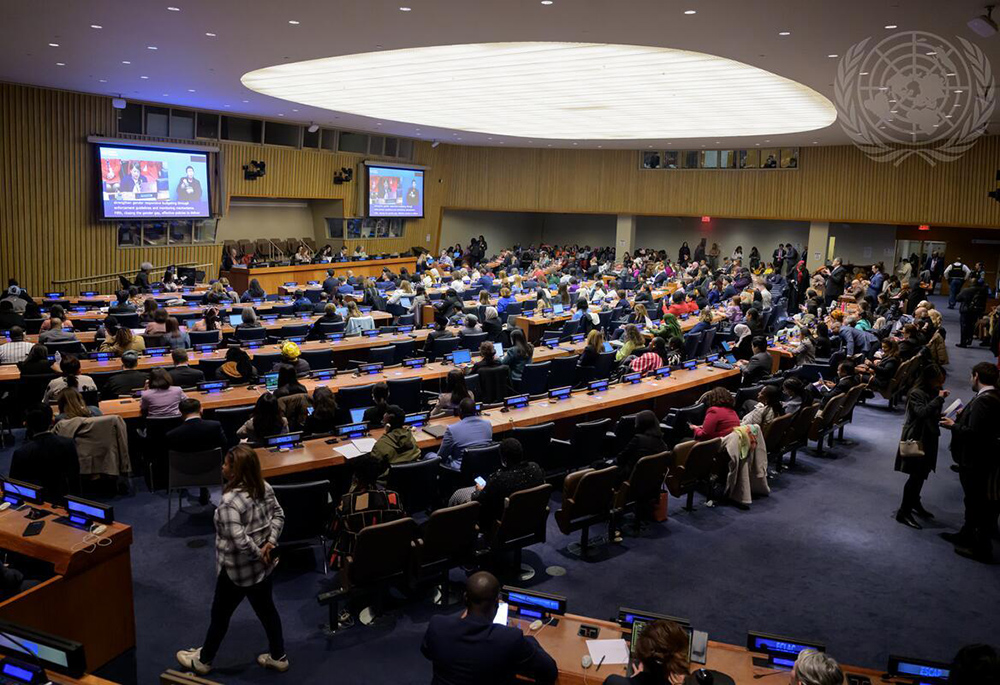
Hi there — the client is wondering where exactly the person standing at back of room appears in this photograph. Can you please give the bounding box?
[946,258,971,309]
[176,445,288,675]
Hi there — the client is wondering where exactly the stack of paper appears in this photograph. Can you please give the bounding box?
[334,438,378,460]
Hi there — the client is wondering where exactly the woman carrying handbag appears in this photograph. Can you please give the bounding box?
[894,364,948,529]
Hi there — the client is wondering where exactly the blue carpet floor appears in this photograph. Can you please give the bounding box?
[3,295,998,684]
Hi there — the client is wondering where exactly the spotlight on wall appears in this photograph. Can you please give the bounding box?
[242,160,266,181]
[333,166,354,185]
[431,140,440,148]
[111,97,127,109]
[307,123,320,133]
[969,5,998,37]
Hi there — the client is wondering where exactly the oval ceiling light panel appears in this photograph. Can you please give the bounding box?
[242,42,836,140]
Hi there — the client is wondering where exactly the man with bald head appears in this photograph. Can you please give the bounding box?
[421,571,557,685]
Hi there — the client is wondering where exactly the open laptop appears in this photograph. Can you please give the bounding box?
[229,313,243,326]
[350,407,370,424]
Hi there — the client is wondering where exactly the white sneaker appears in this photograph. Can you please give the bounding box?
[257,653,290,672]
[176,648,212,675]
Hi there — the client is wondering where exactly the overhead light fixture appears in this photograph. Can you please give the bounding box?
[140,75,149,79]
[55,62,65,66]
[99,79,108,83]
[308,123,320,133]
[147,45,158,50]
[48,42,59,47]
[968,6,998,37]
[288,19,300,24]
[122,60,131,64]
[540,1,553,4]
[827,53,838,57]
[205,32,217,37]
[188,88,196,92]
[399,6,411,10]
[778,31,790,36]
[91,24,103,29]
[684,10,696,14]
[242,41,837,141]
[167,5,180,10]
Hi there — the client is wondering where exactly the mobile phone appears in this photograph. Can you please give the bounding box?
[474,476,487,488]
[23,521,45,537]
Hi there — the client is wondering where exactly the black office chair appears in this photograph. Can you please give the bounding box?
[438,442,501,495]
[44,340,85,356]
[392,339,416,365]
[555,466,618,556]
[278,324,310,339]
[252,352,283,376]
[367,346,396,366]
[273,480,332,573]
[396,313,415,326]
[518,361,550,396]
[235,327,267,342]
[412,502,481,604]
[427,336,460,362]
[300,349,333,371]
[553,418,613,471]
[388,377,422,413]
[683,332,703,359]
[189,330,221,346]
[143,415,185,491]
[387,457,440,515]
[478,365,512,404]
[334,383,375,424]
[661,403,706,448]
[316,321,346,336]
[547,355,578,390]
[460,332,488,352]
[485,484,553,581]
[593,351,616,380]
[212,405,254,447]
[509,423,558,476]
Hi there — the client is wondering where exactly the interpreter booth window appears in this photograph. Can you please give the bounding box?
[663,151,679,169]
[117,219,219,247]
[781,148,799,168]
[642,151,661,169]
[739,149,759,169]
[326,218,345,239]
[760,148,780,168]
[700,150,719,168]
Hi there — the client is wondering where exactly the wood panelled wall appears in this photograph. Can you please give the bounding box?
[437,140,1000,246]
[4,80,1000,293]
[0,84,222,294]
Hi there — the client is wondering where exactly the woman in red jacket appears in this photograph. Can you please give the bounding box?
[691,387,740,440]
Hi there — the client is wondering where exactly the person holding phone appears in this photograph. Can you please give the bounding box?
[176,445,287,675]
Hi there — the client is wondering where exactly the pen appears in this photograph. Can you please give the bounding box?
[596,655,606,672]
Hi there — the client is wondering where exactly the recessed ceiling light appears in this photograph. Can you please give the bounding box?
[162,92,168,96]
[205,32,217,37]
[541,1,553,4]
[945,115,952,118]
[187,88,195,92]
[755,143,760,146]
[778,31,790,36]
[572,142,577,145]
[278,113,284,116]
[926,51,937,56]
[597,145,602,148]
[954,89,963,93]
[812,141,818,144]
[55,62,65,66]
[99,79,108,82]
[890,109,898,113]
[954,103,962,107]
[827,54,838,58]
[48,42,59,47]
[167,5,180,10]
[140,75,149,79]
[946,72,956,76]
[122,60,131,64]
[224,104,230,107]
[884,24,897,29]
[399,6,411,11]
[242,99,249,102]
[147,45,158,50]
[242,41,837,140]
[859,71,869,75]
[288,19,300,24]
[376,122,382,125]
[91,24,103,29]
[933,123,940,127]
[684,10,696,14]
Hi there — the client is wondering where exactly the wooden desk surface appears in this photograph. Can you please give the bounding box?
[0,502,131,576]
[258,363,738,478]
[523,612,889,685]
[99,341,587,420]
[235,257,417,276]
[35,290,208,305]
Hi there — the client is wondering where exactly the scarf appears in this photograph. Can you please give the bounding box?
[732,424,759,461]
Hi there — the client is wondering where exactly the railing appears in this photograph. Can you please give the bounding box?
[51,262,216,292]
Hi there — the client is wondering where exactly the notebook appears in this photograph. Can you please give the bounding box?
[423,424,449,439]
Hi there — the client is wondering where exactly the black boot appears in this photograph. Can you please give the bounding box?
[913,503,935,519]
[896,511,922,529]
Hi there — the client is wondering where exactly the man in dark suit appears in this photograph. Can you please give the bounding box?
[322,269,338,297]
[102,351,149,399]
[421,571,557,685]
[739,337,773,385]
[823,258,847,307]
[166,398,229,505]
[169,348,205,388]
[10,404,79,500]
[940,362,1000,562]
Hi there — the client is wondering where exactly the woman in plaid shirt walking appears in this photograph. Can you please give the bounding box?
[176,445,288,675]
